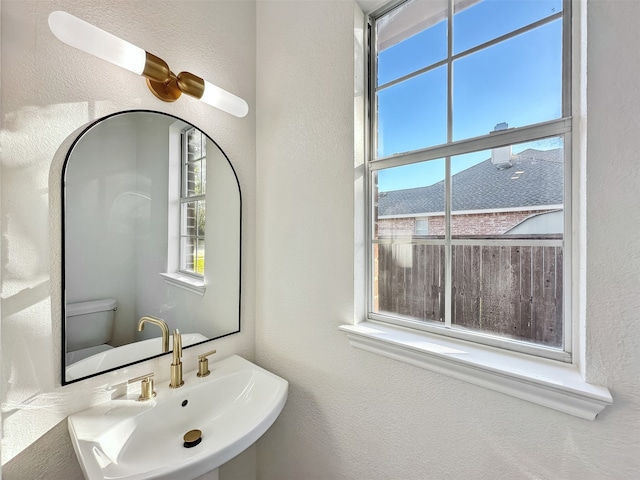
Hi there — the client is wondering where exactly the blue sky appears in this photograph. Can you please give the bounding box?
[376,0,563,192]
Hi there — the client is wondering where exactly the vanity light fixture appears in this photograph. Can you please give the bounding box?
[48,11,249,117]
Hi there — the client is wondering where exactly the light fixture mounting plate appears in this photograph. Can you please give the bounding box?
[146,73,181,102]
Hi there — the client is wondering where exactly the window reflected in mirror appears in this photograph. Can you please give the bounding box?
[62,111,241,384]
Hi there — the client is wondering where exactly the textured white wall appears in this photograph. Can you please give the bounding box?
[65,116,140,347]
[0,1,256,479]
[255,1,640,479]
[2,0,640,479]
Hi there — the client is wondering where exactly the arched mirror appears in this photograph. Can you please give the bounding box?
[62,111,241,384]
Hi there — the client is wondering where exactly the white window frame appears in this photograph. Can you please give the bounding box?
[341,0,612,420]
[179,126,206,278]
[369,0,572,361]
[159,122,206,296]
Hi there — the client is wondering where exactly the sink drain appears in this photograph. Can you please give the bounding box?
[183,429,202,448]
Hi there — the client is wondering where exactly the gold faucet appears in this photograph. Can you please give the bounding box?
[138,316,169,353]
[170,329,184,388]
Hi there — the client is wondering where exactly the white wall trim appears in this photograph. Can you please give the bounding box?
[340,321,612,420]
[159,272,206,296]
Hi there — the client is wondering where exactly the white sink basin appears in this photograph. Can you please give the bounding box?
[68,355,288,480]
[66,333,208,382]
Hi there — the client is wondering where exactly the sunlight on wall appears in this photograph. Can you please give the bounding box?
[0,100,126,463]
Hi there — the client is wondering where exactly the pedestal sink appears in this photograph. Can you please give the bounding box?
[67,355,288,480]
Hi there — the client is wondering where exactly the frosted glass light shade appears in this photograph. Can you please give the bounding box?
[48,11,146,76]
[49,11,249,117]
[201,80,249,118]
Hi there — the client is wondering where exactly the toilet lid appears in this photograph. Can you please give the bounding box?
[66,298,117,317]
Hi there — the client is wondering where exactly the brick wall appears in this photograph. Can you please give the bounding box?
[378,210,552,237]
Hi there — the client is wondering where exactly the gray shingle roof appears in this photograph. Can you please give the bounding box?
[378,148,563,216]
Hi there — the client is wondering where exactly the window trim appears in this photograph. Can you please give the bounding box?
[340,320,611,420]
[159,272,206,296]
[342,0,612,419]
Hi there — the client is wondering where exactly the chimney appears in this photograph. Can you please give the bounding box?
[490,122,512,168]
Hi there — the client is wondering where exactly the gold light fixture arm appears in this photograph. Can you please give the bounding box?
[146,73,181,102]
[142,52,171,83]
[143,52,182,102]
[176,71,206,99]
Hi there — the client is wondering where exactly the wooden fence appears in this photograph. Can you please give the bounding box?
[375,241,563,347]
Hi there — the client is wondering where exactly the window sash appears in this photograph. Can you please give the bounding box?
[376,11,563,93]
[367,0,572,361]
[180,128,206,278]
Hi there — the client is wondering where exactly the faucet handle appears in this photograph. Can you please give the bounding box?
[128,373,156,401]
[197,350,217,378]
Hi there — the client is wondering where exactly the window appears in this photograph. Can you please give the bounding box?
[368,0,571,361]
[180,127,207,277]
[344,0,612,420]
[415,218,429,236]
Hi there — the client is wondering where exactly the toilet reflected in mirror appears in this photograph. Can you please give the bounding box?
[65,298,117,365]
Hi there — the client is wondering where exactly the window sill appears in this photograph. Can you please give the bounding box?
[159,273,206,296]
[339,321,612,420]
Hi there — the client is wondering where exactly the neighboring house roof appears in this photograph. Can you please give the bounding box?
[378,148,563,216]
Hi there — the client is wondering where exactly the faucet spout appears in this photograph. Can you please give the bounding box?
[170,329,184,388]
[138,316,170,353]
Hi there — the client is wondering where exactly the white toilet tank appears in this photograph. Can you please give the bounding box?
[66,298,117,352]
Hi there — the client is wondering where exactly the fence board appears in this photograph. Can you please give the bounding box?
[376,241,563,347]
[519,246,533,341]
[452,244,463,326]
[438,245,446,321]
[510,246,523,338]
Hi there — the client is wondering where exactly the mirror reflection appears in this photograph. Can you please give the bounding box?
[62,111,241,384]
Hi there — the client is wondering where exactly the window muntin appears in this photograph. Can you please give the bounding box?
[369,0,571,360]
[180,128,206,277]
